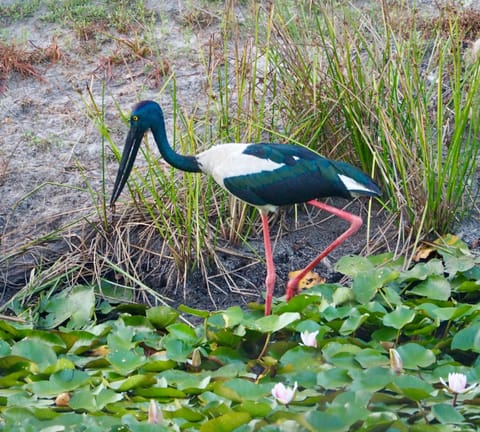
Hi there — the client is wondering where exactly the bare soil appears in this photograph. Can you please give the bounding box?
[0,0,478,314]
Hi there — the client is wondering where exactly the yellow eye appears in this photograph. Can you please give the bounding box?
[132,115,139,121]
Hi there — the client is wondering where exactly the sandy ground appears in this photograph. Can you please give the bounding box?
[0,0,478,312]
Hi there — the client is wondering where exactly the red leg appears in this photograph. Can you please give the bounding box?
[285,199,363,301]
[261,211,276,315]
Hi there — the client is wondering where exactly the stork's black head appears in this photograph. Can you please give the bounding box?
[109,100,163,207]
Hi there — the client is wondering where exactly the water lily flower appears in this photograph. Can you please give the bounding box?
[300,330,319,348]
[148,399,162,424]
[389,348,403,375]
[440,372,477,406]
[271,382,298,405]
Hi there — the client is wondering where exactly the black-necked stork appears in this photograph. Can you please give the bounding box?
[110,100,381,315]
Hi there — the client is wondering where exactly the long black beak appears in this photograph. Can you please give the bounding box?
[110,126,144,207]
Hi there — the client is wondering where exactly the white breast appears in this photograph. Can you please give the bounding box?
[197,144,283,187]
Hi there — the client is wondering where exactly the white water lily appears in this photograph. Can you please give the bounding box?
[300,330,319,348]
[440,372,477,394]
[440,372,477,406]
[271,382,298,405]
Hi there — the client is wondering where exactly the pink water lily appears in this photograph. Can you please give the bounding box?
[300,330,319,348]
[440,372,477,406]
[271,382,298,405]
[148,399,162,424]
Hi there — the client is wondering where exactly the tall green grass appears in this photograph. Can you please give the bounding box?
[271,1,480,255]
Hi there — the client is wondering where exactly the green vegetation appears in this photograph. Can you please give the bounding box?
[0,0,41,25]
[2,236,480,430]
[1,1,480,429]
[42,0,155,37]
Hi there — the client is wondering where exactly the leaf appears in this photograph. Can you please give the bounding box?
[107,348,147,374]
[199,411,250,432]
[214,378,270,401]
[110,374,157,391]
[396,343,436,369]
[390,375,434,400]
[11,338,57,370]
[40,285,95,329]
[317,368,352,389]
[410,275,451,300]
[339,311,369,335]
[350,367,394,392]
[146,306,179,329]
[353,268,399,304]
[413,243,436,261]
[288,270,325,289]
[166,323,198,344]
[26,369,91,396]
[432,403,465,424]
[399,259,444,281]
[355,349,388,368]
[382,306,416,329]
[335,255,374,277]
[452,324,480,352]
[306,411,346,432]
[247,312,300,333]
[207,306,244,328]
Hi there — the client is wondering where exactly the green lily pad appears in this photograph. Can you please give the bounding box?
[452,324,480,352]
[199,411,250,432]
[382,306,416,329]
[11,338,57,370]
[410,275,451,301]
[431,403,465,424]
[39,285,95,329]
[397,343,436,369]
[26,369,91,396]
[107,348,147,374]
[146,306,179,329]
[247,312,300,333]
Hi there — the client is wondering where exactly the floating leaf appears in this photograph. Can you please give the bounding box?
[339,311,369,335]
[410,275,451,300]
[353,268,399,304]
[452,324,480,352]
[26,369,91,396]
[390,375,434,400]
[382,306,416,329]
[214,378,270,402]
[146,306,179,329]
[432,403,465,424]
[107,348,147,374]
[40,285,95,329]
[199,411,250,432]
[11,338,57,370]
[317,368,352,389]
[247,312,300,333]
[396,343,436,369]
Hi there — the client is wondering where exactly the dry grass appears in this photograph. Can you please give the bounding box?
[0,39,64,93]
[394,2,480,41]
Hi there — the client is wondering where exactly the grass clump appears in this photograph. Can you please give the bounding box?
[43,0,156,39]
[0,0,41,25]
[0,39,63,92]
[270,1,480,252]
